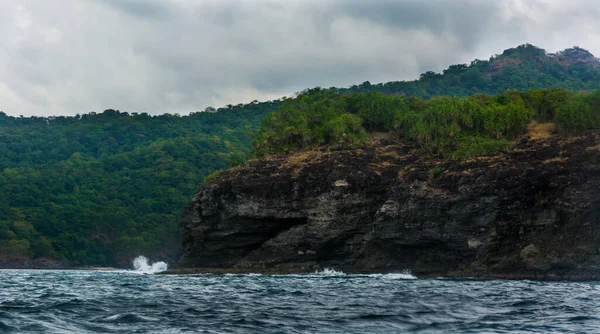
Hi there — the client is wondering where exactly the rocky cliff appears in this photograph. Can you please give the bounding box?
[173,131,600,280]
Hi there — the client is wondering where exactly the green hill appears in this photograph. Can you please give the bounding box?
[338,44,600,97]
[0,103,280,266]
[1,44,599,267]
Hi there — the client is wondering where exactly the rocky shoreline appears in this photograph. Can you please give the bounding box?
[175,131,600,281]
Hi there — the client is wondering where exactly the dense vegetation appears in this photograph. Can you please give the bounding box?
[253,88,600,158]
[0,102,280,266]
[337,44,600,98]
[1,44,599,266]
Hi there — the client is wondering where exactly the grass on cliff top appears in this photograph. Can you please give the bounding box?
[527,121,556,140]
[250,88,600,159]
[203,169,222,184]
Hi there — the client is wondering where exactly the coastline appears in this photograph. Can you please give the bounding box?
[2,264,596,281]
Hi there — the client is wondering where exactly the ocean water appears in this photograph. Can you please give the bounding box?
[0,263,599,333]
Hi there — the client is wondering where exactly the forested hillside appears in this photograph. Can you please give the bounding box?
[338,44,600,98]
[1,44,599,267]
[0,102,280,266]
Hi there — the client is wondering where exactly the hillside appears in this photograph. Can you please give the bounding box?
[1,44,599,268]
[338,44,600,97]
[0,102,280,267]
[174,52,600,279]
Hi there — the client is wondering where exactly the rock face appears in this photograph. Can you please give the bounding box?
[555,47,600,68]
[176,132,600,280]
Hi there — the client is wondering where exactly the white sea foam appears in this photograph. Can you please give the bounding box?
[315,268,346,276]
[132,256,167,274]
[366,271,417,280]
[313,268,417,279]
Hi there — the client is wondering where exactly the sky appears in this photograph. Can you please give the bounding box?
[1,0,600,116]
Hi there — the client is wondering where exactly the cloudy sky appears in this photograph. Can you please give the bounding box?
[1,0,599,116]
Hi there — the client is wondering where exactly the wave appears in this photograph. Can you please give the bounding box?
[313,268,416,279]
[365,271,417,280]
[314,268,346,276]
[96,313,159,323]
[132,256,167,274]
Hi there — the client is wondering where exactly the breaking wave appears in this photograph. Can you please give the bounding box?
[365,271,417,280]
[132,256,167,274]
[315,268,346,276]
[315,268,416,279]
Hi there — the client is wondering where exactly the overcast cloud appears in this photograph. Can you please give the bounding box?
[1,0,599,116]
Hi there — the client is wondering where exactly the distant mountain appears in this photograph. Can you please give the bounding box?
[337,44,600,97]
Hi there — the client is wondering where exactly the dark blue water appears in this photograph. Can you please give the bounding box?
[0,269,599,333]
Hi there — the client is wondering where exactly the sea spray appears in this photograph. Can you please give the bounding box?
[132,256,168,273]
[315,268,346,276]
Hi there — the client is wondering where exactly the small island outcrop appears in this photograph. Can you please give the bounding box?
[172,131,600,280]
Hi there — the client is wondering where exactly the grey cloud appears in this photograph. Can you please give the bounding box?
[97,0,174,19]
[332,0,506,52]
[336,0,493,32]
[0,0,599,116]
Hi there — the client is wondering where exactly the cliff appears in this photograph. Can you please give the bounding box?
[173,130,600,280]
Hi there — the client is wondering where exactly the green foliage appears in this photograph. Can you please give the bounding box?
[0,239,30,257]
[253,88,600,158]
[324,114,368,146]
[432,166,445,178]
[555,92,600,134]
[252,88,350,155]
[337,44,600,99]
[228,154,246,168]
[450,137,512,159]
[203,170,222,183]
[391,93,533,154]
[346,91,409,131]
[0,101,280,266]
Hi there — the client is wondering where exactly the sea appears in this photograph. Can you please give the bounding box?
[0,257,599,333]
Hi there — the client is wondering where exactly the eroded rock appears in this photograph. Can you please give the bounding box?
[174,133,600,280]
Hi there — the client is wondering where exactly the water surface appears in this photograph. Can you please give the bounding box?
[0,269,598,333]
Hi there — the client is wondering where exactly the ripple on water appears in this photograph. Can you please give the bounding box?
[1,270,600,333]
[95,313,159,324]
[0,321,17,331]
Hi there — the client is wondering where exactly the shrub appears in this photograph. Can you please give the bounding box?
[346,92,409,131]
[324,114,368,146]
[450,136,512,159]
[203,170,222,183]
[251,88,598,158]
[432,166,445,178]
[555,95,596,134]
